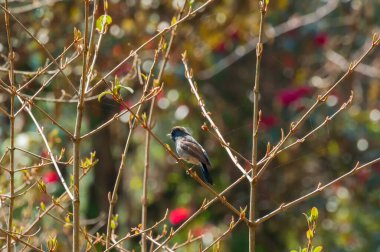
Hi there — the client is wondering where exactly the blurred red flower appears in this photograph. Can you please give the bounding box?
[260,115,278,130]
[314,32,328,47]
[43,171,59,184]
[169,207,191,225]
[277,86,312,106]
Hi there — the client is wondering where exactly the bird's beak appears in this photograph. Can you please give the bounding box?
[167,133,171,137]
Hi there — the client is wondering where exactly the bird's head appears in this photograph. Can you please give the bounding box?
[169,126,190,141]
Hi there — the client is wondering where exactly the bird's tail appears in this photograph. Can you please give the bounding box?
[201,163,213,185]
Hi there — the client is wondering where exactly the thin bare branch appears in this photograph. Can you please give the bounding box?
[254,38,380,182]
[249,2,267,251]
[72,1,90,250]
[182,53,252,182]
[142,4,187,250]
[202,218,242,252]
[86,0,215,94]
[198,0,339,80]
[0,4,78,93]
[255,157,380,224]
[0,228,43,252]
[3,0,16,250]
[15,95,74,200]
[105,210,168,252]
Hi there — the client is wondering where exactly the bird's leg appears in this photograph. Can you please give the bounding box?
[186,165,195,174]
[186,165,197,177]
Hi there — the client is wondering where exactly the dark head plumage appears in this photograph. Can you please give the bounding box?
[169,126,190,141]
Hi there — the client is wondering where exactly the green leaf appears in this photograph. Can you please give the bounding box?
[265,0,269,5]
[306,229,313,240]
[189,0,195,7]
[171,16,177,26]
[37,180,47,193]
[96,14,113,33]
[301,249,307,252]
[40,202,46,211]
[311,207,319,221]
[73,27,82,41]
[111,219,116,230]
[117,85,134,94]
[290,250,298,252]
[313,246,323,252]
[98,91,113,102]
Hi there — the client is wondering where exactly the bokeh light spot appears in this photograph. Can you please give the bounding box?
[175,105,189,120]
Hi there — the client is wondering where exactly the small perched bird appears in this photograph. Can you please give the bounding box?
[169,126,213,185]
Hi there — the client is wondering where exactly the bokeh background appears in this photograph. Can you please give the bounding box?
[1,0,380,251]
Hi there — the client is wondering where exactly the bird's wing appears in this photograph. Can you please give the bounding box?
[180,138,211,166]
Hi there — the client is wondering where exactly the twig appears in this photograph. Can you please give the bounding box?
[105,210,168,252]
[249,2,267,251]
[257,92,354,166]
[0,105,10,117]
[72,1,90,250]
[153,93,353,251]
[104,54,160,249]
[3,0,15,250]
[146,235,174,252]
[171,235,203,250]
[202,218,242,252]
[16,41,75,93]
[17,93,99,103]
[0,228,43,252]
[141,4,186,250]
[0,148,9,164]
[15,95,74,200]
[255,157,380,224]
[197,0,339,80]
[110,97,253,226]
[7,0,62,14]
[15,50,80,117]
[17,100,74,137]
[254,35,380,182]
[80,85,161,139]
[21,166,94,239]
[141,43,162,252]
[182,52,252,182]
[86,0,215,95]
[0,83,74,137]
[0,4,78,94]
[326,49,380,79]
[84,0,107,92]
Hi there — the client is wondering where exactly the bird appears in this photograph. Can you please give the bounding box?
[169,126,213,185]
